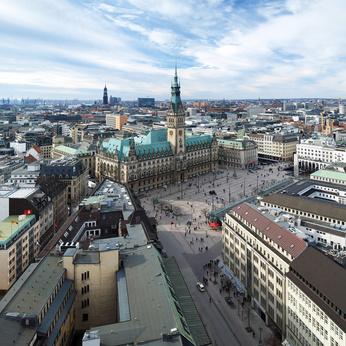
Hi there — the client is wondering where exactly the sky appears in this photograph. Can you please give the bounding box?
[1,0,346,100]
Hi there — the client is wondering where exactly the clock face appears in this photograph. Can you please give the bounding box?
[169,130,173,136]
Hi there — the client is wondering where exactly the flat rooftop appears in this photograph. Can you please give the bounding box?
[0,256,65,346]
[92,223,148,251]
[0,215,35,244]
[81,179,134,218]
[0,185,37,198]
[311,169,346,183]
[262,193,346,223]
[282,179,346,196]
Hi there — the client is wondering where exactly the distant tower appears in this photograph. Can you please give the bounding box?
[103,85,108,105]
[320,112,325,133]
[167,65,185,154]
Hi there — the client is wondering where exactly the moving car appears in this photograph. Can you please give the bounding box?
[196,282,205,292]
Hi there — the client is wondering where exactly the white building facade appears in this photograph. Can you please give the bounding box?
[294,138,346,175]
[285,247,346,346]
[222,203,307,336]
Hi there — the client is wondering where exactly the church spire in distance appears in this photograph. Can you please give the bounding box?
[103,84,108,105]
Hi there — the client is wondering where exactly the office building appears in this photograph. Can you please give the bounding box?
[138,97,155,107]
[109,96,121,106]
[0,184,53,242]
[105,114,128,130]
[222,203,307,335]
[0,214,40,291]
[217,138,258,169]
[285,247,346,346]
[294,137,346,174]
[261,193,346,227]
[248,133,298,161]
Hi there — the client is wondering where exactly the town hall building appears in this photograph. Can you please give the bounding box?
[95,68,218,192]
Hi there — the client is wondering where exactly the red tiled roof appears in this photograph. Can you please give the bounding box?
[32,145,42,153]
[232,203,307,258]
[24,154,38,163]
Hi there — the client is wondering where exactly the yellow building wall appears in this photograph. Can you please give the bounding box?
[64,249,119,330]
[55,300,76,346]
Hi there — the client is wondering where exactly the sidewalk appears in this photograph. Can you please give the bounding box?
[203,259,280,346]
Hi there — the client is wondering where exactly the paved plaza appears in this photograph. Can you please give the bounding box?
[140,162,290,346]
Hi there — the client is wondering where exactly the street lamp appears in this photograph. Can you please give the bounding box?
[228,184,231,203]
[259,327,263,346]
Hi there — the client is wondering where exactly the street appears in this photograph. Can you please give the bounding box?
[140,163,289,346]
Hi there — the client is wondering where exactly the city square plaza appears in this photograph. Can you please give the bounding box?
[139,162,291,346]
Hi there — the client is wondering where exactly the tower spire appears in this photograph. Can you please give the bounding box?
[103,84,108,105]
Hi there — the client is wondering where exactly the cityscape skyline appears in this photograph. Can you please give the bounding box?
[1,0,346,100]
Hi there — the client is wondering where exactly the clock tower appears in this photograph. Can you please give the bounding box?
[167,66,185,154]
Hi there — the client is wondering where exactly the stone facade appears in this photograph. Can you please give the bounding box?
[95,69,218,192]
[217,138,258,169]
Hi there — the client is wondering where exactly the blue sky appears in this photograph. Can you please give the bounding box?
[1,0,346,100]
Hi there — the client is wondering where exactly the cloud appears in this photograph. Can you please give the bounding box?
[0,0,345,99]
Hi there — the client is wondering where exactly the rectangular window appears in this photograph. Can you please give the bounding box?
[82,313,88,322]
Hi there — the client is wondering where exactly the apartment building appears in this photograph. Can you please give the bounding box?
[248,133,298,161]
[0,214,40,291]
[217,138,258,169]
[222,203,307,335]
[294,137,346,174]
[285,247,346,346]
[0,256,76,346]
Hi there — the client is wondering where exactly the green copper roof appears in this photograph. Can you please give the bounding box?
[136,142,173,157]
[171,68,184,115]
[186,135,213,147]
[101,138,131,160]
[311,169,346,183]
[136,128,167,145]
[101,129,173,159]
